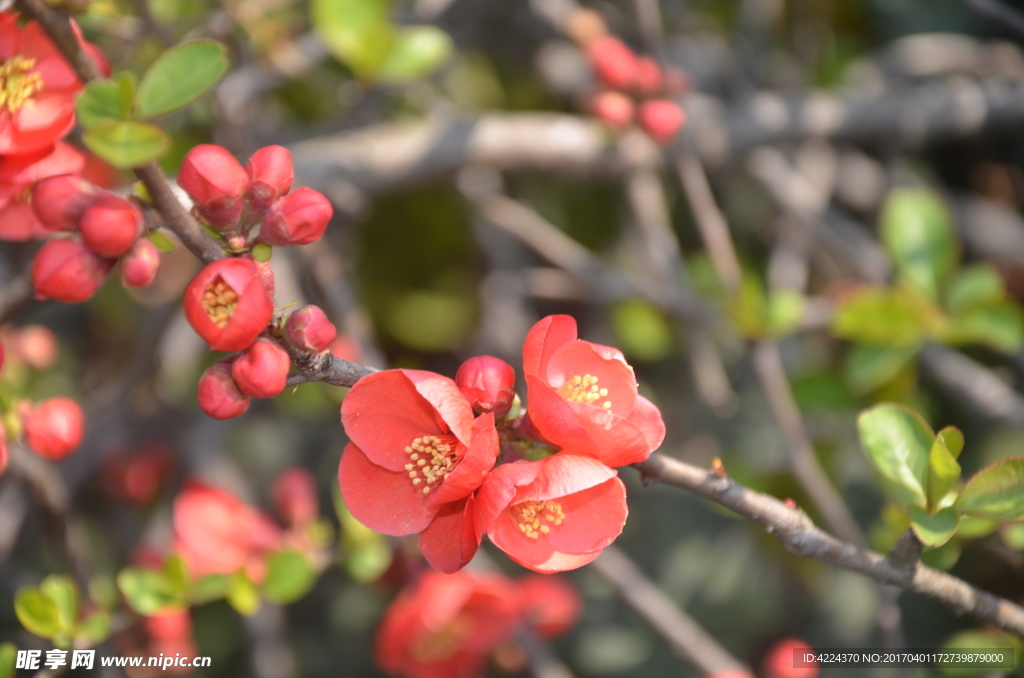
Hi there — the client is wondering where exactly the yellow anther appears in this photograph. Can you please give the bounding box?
[200,277,239,328]
[404,434,459,493]
[0,56,43,114]
[512,500,565,539]
[558,374,612,409]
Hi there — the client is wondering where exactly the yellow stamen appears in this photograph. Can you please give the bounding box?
[200,277,239,328]
[512,500,565,539]
[404,435,459,495]
[557,374,612,410]
[0,56,43,114]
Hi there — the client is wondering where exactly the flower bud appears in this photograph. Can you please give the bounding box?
[245,146,293,210]
[31,238,111,303]
[634,57,663,95]
[273,467,318,526]
[178,145,249,229]
[10,325,58,369]
[80,194,142,257]
[285,305,336,353]
[120,237,162,287]
[586,37,638,90]
[455,355,516,417]
[763,638,817,678]
[639,100,685,144]
[591,91,634,129]
[24,397,84,460]
[182,258,274,351]
[231,339,290,398]
[197,359,250,419]
[258,188,333,247]
[31,175,97,231]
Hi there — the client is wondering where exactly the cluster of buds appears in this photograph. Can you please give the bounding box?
[29,175,161,302]
[567,9,688,143]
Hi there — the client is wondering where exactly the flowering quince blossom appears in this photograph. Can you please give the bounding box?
[0,12,107,154]
[0,142,84,241]
[517,575,582,637]
[375,571,521,678]
[522,314,665,467]
[474,453,627,573]
[31,237,112,302]
[182,258,274,351]
[338,369,499,573]
[23,396,84,460]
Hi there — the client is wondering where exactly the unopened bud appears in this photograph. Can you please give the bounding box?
[31,175,97,231]
[231,339,290,398]
[456,355,516,417]
[258,188,333,247]
[24,397,84,460]
[245,146,293,210]
[178,145,249,229]
[285,306,336,353]
[197,359,250,419]
[120,237,161,287]
[80,194,142,257]
[31,238,111,303]
[638,100,685,144]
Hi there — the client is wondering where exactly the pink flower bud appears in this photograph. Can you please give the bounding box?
[455,355,516,417]
[31,175,97,232]
[80,194,142,257]
[231,339,290,398]
[31,238,111,303]
[634,57,663,95]
[639,100,685,144]
[120,237,162,287]
[10,325,58,369]
[182,258,274,351]
[258,188,333,247]
[24,397,84,460]
[245,146,293,210]
[586,36,638,90]
[285,306,336,353]
[591,91,634,129]
[178,145,249,229]
[273,467,318,526]
[197,359,250,419]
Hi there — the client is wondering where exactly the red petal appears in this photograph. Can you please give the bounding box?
[0,200,39,241]
[400,369,474,445]
[338,443,437,536]
[627,395,666,451]
[418,497,480,573]
[513,453,618,503]
[543,477,627,553]
[213,273,273,351]
[524,375,599,455]
[489,509,603,573]
[565,400,653,466]
[522,315,577,378]
[473,460,542,537]
[546,341,637,415]
[429,414,498,507]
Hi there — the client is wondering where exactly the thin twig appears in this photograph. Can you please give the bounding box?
[963,0,1024,39]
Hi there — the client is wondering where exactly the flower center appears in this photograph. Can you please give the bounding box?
[0,56,43,114]
[403,435,459,495]
[201,277,239,328]
[557,374,611,410]
[513,500,565,539]
[410,616,469,663]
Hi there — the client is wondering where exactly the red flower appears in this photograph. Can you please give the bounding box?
[119,237,161,288]
[0,142,84,241]
[182,258,274,351]
[177,144,249,229]
[634,56,663,95]
[258,187,333,246]
[273,467,318,527]
[197,358,250,419]
[24,396,83,460]
[474,453,627,573]
[518,575,581,638]
[245,145,293,210]
[31,173,96,232]
[338,369,499,572]
[284,305,336,353]
[79,193,141,257]
[173,480,283,578]
[763,638,818,678]
[31,237,111,302]
[0,13,107,154]
[231,338,290,398]
[590,91,634,129]
[375,571,521,678]
[0,422,8,477]
[638,100,685,144]
[522,315,665,467]
[586,36,638,90]
[5,324,57,369]
[455,356,516,417]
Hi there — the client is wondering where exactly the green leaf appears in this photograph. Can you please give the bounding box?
[765,290,805,338]
[76,80,126,128]
[726,275,767,339]
[0,643,15,678]
[947,264,1005,314]
[15,588,61,638]
[921,540,961,571]
[941,301,1024,354]
[908,506,959,547]
[40,576,79,634]
[611,300,672,362]
[190,575,229,604]
[135,40,229,119]
[956,458,1024,520]
[940,630,1022,677]
[312,0,395,77]
[148,231,176,254]
[77,609,110,643]
[117,568,181,615]
[347,540,392,584]
[831,286,943,347]
[844,343,920,395]
[226,571,260,616]
[880,187,958,301]
[83,119,170,169]
[1002,522,1024,550]
[262,550,317,604]
[928,427,963,510]
[163,555,189,593]
[857,403,933,507]
[251,243,273,263]
[956,515,998,539]
[376,26,453,83]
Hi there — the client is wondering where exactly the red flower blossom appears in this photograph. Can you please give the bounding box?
[172,480,283,578]
[177,144,249,228]
[638,99,685,144]
[79,193,141,257]
[338,369,499,572]
[474,453,627,573]
[455,355,516,417]
[258,187,333,246]
[31,237,111,302]
[24,396,83,460]
[102,441,175,505]
[182,258,274,351]
[518,575,581,638]
[0,142,84,241]
[231,338,290,398]
[375,571,521,678]
[31,173,96,232]
[245,145,293,210]
[0,13,107,154]
[586,36,638,90]
[522,315,665,467]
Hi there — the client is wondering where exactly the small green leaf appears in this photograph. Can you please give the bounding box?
[0,643,15,678]
[117,71,137,119]
[941,301,1024,354]
[148,231,176,254]
[844,343,920,395]
[262,550,317,605]
[956,458,1024,520]
[908,506,960,547]
[77,609,110,643]
[76,80,125,128]
[947,264,1005,314]
[117,568,181,615]
[251,243,273,263]
[347,540,392,584]
[831,286,944,347]
[921,540,962,571]
[1002,522,1024,550]
[226,571,260,616]
[15,588,61,638]
[766,290,805,338]
[190,575,229,604]
[857,403,933,507]
[956,515,999,539]
[135,40,229,119]
[376,26,452,83]
[311,0,395,77]
[928,427,962,510]
[163,555,189,593]
[880,187,958,301]
[40,576,79,634]
[83,119,170,169]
